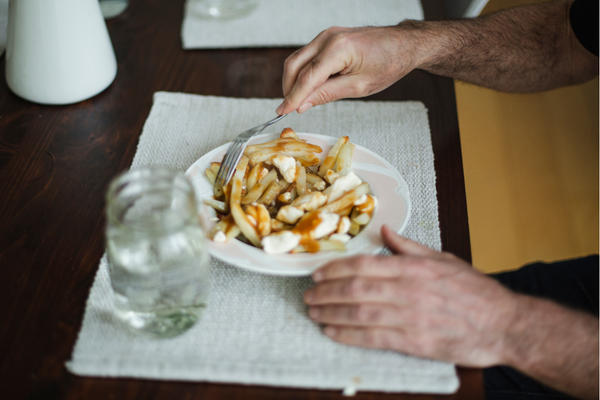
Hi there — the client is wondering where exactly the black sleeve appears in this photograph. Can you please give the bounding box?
[569,0,599,56]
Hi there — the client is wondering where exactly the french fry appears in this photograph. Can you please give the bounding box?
[338,204,354,217]
[324,170,340,184]
[296,161,307,196]
[242,169,277,204]
[205,168,216,185]
[259,179,289,206]
[230,156,249,205]
[271,219,293,232]
[249,149,321,165]
[210,162,221,175]
[306,173,324,185]
[306,173,326,191]
[214,185,224,200]
[291,239,346,253]
[351,211,371,226]
[348,221,361,236]
[203,197,227,214]
[289,186,298,202]
[209,214,239,241]
[231,160,259,247]
[208,219,227,240]
[226,225,241,240]
[244,138,298,154]
[245,138,321,157]
[318,136,348,177]
[318,183,370,214]
[255,203,271,236]
[244,204,259,226]
[335,141,355,174]
[246,162,264,192]
[231,203,262,247]
[221,214,241,240]
[296,153,321,167]
[279,127,306,141]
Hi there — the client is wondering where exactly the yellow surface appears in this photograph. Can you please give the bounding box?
[456,0,599,273]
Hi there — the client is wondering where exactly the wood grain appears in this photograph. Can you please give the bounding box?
[0,0,478,399]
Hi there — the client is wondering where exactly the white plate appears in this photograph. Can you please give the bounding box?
[185,133,411,276]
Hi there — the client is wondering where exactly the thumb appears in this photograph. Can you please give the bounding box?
[381,224,436,256]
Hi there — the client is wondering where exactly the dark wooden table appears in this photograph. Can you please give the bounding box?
[0,0,481,399]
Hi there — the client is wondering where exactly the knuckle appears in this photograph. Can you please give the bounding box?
[296,63,319,87]
[354,305,382,324]
[347,278,382,298]
[351,80,371,96]
[329,29,355,47]
[353,255,375,274]
[283,50,303,70]
[345,278,365,297]
[321,26,344,40]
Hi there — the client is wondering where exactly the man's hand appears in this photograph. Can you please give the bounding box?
[278,2,598,115]
[305,225,599,400]
[276,26,421,115]
[304,224,518,367]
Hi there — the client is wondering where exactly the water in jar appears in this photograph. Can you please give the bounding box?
[106,169,209,338]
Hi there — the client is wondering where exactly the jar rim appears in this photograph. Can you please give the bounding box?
[105,167,198,233]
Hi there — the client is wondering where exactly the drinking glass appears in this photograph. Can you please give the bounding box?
[105,168,209,338]
[190,0,259,20]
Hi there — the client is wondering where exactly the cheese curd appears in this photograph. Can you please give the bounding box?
[213,231,227,242]
[313,181,326,191]
[337,216,351,234]
[276,205,305,224]
[312,211,340,240]
[272,155,296,183]
[330,233,351,244]
[291,191,327,211]
[354,194,368,206]
[326,171,362,202]
[262,231,302,254]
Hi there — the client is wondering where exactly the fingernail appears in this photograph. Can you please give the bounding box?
[298,102,313,114]
[324,326,337,337]
[309,307,320,319]
[276,103,284,115]
[313,271,323,282]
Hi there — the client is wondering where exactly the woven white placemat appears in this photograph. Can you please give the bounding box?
[67,92,458,394]
[182,0,423,49]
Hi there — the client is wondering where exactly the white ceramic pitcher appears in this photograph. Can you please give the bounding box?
[6,0,117,105]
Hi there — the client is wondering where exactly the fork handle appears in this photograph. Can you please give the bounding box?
[265,114,287,127]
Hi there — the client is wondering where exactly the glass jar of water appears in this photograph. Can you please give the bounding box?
[105,168,209,338]
[190,0,259,20]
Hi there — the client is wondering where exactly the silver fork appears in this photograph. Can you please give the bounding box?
[215,114,287,187]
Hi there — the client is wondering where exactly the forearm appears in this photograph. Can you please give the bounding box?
[500,295,599,399]
[402,2,598,92]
